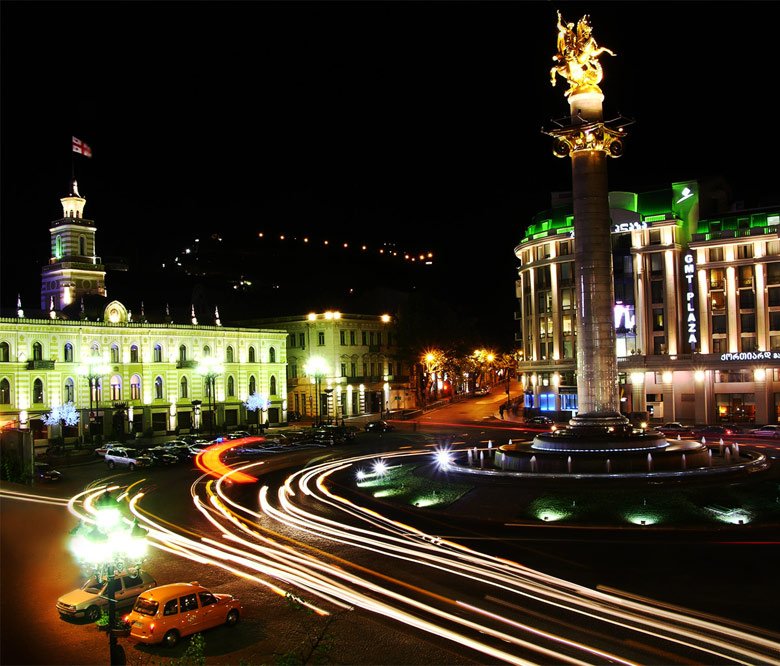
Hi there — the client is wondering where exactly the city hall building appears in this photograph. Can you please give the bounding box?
[0,182,288,441]
[515,179,780,426]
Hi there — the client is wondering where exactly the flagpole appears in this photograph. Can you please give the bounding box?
[71,136,75,186]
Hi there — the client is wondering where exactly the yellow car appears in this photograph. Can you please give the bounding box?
[124,582,242,647]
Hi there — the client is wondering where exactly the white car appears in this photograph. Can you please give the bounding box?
[105,447,152,470]
[56,570,156,622]
[750,425,780,438]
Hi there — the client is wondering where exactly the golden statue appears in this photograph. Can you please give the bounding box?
[550,11,615,96]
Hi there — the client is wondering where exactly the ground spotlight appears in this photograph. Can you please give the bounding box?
[373,460,387,476]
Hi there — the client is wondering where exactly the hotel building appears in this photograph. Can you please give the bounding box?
[515,180,780,425]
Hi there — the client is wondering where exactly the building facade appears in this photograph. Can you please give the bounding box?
[250,312,414,421]
[515,180,780,426]
[0,183,288,441]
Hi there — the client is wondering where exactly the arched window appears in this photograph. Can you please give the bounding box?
[227,375,235,397]
[180,376,188,399]
[269,347,276,363]
[248,347,256,363]
[32,342,43,361]
[0,378,10,404]
[226,346,234,363]
[203,345,211,358]
[111,344,120,363]
[55,235,62,258]
[154,376,163,400]
[64,343,74,362]
[91,342,100,357]
[64,378,75,403]
[110,375,121,400]
[179,345,187,362]
[33,378,44,403]
[249,375,256,395]
[154,344,162,363]
[0,342,9,362]
[79,236,86,255]
[270,375,277,395]
[130,345,139,363]
[130,375,141,401]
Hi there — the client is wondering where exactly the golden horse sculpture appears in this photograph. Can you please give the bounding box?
[550,11,615,96]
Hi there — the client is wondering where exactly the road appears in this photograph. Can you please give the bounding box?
[2,397,779,665]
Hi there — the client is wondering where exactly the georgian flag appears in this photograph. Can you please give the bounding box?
[72,136,92,157]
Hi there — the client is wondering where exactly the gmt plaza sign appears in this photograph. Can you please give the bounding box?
[683,252,698,350]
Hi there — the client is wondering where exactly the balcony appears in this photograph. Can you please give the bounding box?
[26,359,55,370]
[176,359,198,369]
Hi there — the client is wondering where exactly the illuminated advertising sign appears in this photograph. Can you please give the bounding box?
[611,221,647,234]
[682,252,698,351]
[721,351,780,361]
[614,302,635,331]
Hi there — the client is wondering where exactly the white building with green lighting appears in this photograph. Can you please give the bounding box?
[515,179,780,425]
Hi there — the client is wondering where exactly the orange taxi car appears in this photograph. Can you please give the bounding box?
[125,582,242,647]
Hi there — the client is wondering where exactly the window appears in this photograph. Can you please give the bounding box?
[203,345,211,358]
[163,599,178,616]
[712,337,727,353]
[130,376,141,401]
[559,240,570,256]
[561,393,578,411]
[653,336,666,354]
[649,253,664,276]
[652,308,664,331]
[340,331,346,345]
[709,247,724,262]
[226,346,234,363]
[388,362,394,376]
[770,287,780,307]
[739,289,755,309]
[249,375,256,395]
[649,230,662,245]
[362,331,367,345]
[154,376,163,400]
[318,332,325,346]
[740,313,756,333]
[64,378,74,403]
[64,343,74,362]
[154,344,162,363]
[179,345,187,362]
[0,379,10,404]
[179,594,198,613]
[130,345,139,363]
[650,280,664,303]
[111,344,119,363]
[559,261,574,285]
[737,244,753,259]
[180,376,188,399]
[110,375,121,400]
[741,336,757,352]
[710,268,725,289]
[771,335,780,351]
[712,315,727,335]
[350,331,356,345]
[767,263,780,285]
[711,292,726,310]
[79,236,86,255]
[561,288,574,311]
[269,347,276,363]
[537,291,552,314]
[738,266,754,288]
[33,378,44,403]
[539,394,556,411]
[270,376,277,395]
[341,363,346,377]
[299,333,305,349]
[198,592,217,607]
[227,376,235,397]
[32,342,43,361]
[248,347,256,363]
[351,362,356,377]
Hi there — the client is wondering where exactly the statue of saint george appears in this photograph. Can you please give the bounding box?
[550,11,615,96]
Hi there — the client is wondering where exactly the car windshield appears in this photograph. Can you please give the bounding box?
[81,577,104,594]
[133,598,159,616]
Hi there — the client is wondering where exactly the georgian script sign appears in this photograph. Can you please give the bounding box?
[720,351,780,361]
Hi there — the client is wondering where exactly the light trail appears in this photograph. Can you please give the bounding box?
[59,441,780,665]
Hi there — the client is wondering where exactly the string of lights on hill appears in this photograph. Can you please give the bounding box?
[163,233,436,272]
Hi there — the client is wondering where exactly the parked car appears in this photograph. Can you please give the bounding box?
[125,581,242,647]
[698,425,735,436]
[750,424,780,438]
[287,410,302,422]
[364,420,395,433]
[226,430,252,440]
[160,442,192,461]
[475,386,491,396]
[34,462,61,482]
[658,422,691,433]
[94,441,122,457]
[105,447,152,471]
[145,447,179,466]
[56,570,156,622]
[525,416,555,426]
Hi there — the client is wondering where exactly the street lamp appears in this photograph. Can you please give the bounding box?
[303,357,328,426]
[77,356,112,442]
[197,357,224,437]
[69,489,148,666]
[422,350,442,404]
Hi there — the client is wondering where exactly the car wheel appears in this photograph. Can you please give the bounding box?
[107,461,115,469]
[226,609,239,626]
[128,463,135,471]
[86,605,101,623]
[163,629,180,648]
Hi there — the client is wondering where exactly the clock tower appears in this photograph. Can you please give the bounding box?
[40,180,106,310]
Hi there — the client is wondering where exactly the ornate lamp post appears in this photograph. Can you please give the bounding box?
[77,356,112,442]
[69,489,148,666]
[197,358,224,437]
[303,357,328,426]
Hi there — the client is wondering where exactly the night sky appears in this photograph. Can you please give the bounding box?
[1,2,776,341]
